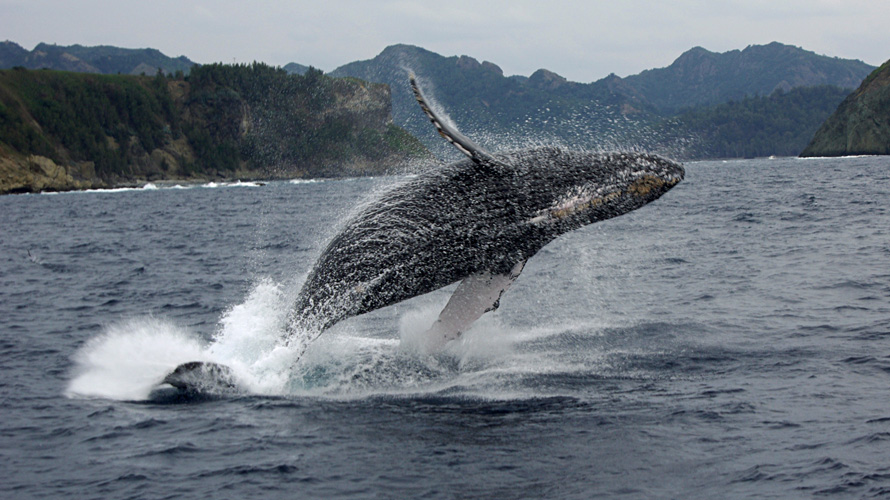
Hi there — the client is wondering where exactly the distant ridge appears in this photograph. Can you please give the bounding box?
[622,42,874,113]
[0,41,196,75]
[330,42,875,159]
[283,62,310,75]
[330,44,656,159]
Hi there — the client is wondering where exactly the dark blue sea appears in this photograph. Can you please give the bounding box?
[1,156,889,499]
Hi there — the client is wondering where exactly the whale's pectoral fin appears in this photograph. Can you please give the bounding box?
[423,260,526,352]
[410,74,505,169]
[161,361,239,394]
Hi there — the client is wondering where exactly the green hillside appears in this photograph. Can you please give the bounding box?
[662,86,852,158]
[0,64,429,194]
[801,59,890,157]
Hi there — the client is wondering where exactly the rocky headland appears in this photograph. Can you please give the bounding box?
[800,59,890,157]
[0,64,430,194]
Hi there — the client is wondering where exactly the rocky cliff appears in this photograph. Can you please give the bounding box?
[800,60,890,157]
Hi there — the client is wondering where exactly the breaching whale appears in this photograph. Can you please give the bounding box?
[161,76,684,393]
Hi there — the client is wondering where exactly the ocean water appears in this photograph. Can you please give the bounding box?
[1,156,889,498]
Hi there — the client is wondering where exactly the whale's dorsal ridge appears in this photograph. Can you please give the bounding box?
[410,74,503,168]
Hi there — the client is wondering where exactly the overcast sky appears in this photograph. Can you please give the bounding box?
[2,0,888,82]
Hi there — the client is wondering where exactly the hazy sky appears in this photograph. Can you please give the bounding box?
[2,0,888,82]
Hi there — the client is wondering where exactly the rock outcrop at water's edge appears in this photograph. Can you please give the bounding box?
[0,64,431,194]
[800,59,890,157]
[0,155,100,194]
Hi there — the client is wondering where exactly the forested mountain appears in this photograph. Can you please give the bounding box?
[331,43,874,159]
[660,86,852,158]
[801,59,890,157]
[623,42,874,113]
[0,41,196,76]
[0,64,429,194]
[330,44,657,160]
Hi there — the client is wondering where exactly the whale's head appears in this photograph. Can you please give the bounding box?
[517,148,684,232]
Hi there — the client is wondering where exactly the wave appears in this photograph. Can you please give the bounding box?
[41,180,264,196]
[200,180,264,188]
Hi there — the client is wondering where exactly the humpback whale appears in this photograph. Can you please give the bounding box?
[161,76,684,393]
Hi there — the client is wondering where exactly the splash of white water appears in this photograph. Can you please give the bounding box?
[66,278,299,400]
[66,274,609,401]
[65,317,210,400]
